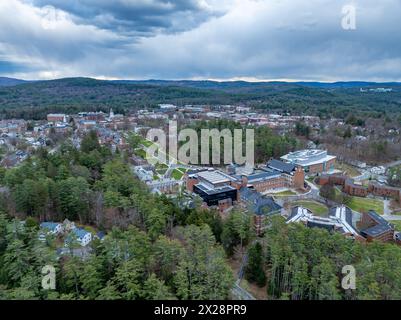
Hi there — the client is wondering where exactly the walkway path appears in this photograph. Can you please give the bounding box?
[383,199,391,216]
[231,281,256,300]
[384,160,401,169]
[383,215,401,221]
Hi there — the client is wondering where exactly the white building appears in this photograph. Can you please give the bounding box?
[65,228,92,247]
[280,149,336,174]
[287,206,359,237]
[40,222,64,235]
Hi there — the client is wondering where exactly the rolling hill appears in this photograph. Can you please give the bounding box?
[0,77,28,86]
[0,77,400,120]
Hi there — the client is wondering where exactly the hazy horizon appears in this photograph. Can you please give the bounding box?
[1,0,401,82]
[2,75,401,84]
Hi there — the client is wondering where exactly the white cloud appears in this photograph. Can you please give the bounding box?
[1,0,401,81]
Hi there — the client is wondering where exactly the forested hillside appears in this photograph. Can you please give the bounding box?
[244,217,401,300]
[0,131,239,299]
[1,78,401,120]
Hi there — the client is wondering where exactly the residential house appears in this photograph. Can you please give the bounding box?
[65,228,92,247]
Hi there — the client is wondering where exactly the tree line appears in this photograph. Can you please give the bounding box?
[244,217,401,300]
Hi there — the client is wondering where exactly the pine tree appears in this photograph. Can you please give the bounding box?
[245,242,266,287]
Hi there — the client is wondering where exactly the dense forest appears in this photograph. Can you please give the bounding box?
[1,78,401,120]
[182,119,299,164]
[0,131,255,299]
[244,217,401,300]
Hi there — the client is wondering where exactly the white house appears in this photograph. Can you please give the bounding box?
[65,228,92,247]
[40,222,63,235]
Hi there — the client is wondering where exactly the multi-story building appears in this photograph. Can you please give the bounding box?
[287,205,361,239]
[187,169,238,211]
[288,205,395,243]
[77,120,97,131]
[47,114,67,123]
[0,120,27,135]
[280,149,336,175]
[368,183,401,202]
[78,111,106,121]
[186,160,306,210]
[239,187,282,235]
[318,174,401,202]
[359,210,394,242]
[240,159,305,193]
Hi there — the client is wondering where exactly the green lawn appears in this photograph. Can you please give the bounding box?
[272,190,297,196]
[155,163,168,175]
[156,163,168,170]
[171,169,184,180]
[291,200,329,216]
[347,197,384,215]
[156,168,167,175]
[390,220,401,231]
[134,148,147,159]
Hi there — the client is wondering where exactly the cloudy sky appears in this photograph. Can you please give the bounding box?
[0,0,400,81]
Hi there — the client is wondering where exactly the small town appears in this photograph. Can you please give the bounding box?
[2,0,401,308]
[2,105,401,269]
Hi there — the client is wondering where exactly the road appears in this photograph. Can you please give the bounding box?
[354,171,370,182]
[384,160,401,169]
[231,281,256,300]
[230,243,256,300]
[383,215,401,221]
[383,199,391,216]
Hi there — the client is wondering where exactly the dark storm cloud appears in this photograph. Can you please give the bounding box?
[1,0,401,81]
[29,0,220,35]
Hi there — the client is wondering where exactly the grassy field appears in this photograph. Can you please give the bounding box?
[156,169,167,175]
[291,200,328,216]
[271,190,297,196]
[347,196,384,214]
[155,163,168,175]
[134,148,147,159]
[171,169,184,180]
[390,220,401,231]
[156,163,168,169]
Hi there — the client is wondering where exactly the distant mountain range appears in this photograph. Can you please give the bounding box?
[112,79,401,90]
[0,77,28,86]
[1,76,401,89]
[1,76,401,120]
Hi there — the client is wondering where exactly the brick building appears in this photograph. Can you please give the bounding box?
[47,114,67,123]
[239,187,282,235]
[368,183,401,202]
[359,211,395,242]
[240,159,305,193]
[318,174,401,202]
[344,179,369,197]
